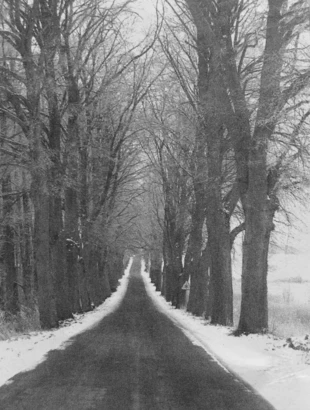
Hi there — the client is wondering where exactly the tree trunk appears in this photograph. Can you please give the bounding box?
[185,189,206,316]
[29,85,58,328]
[88,247,105,306]
[20,189,36,310]
[65,186,82,313]
[98,248,112,301]
[0,115,19,315]
[207,213,233,325]
[1,175,19,315]
[33,180,57,328]
[237,0,284,334]
[162,221,182,307]
[150,249,162,291]
[183,0,234,324]
[63,34,83,313]
[31,122,57,327]
[79,114,96,309]
[107,250,123,293]
[47,84,71,319]
[159,149,187,308]
[205,135,233,326]
[42,7,72,319]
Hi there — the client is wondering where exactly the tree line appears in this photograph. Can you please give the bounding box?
[0,0,153,329]
[0,0,310,336]
[142,0,310,334]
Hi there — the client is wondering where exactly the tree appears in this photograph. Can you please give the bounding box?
[163,0,310,331]
[237,0,310,333]
[163,0,235,324]
[140,73,193,305]
[0,0,158,329]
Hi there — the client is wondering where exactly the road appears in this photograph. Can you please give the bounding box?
[0,258,276,410]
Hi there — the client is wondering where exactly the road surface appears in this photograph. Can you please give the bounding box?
[0,258,276,409]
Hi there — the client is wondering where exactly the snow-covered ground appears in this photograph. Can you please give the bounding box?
[140,261,310,410]
[0,258,132,388]
[231,199,310,284]
[0,256,309,410]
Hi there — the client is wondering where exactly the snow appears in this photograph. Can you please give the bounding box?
[0,258,132,388]
[140,261,310,410]
[0,255,309,410]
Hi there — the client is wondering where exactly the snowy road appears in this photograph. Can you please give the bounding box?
[0,258,276,409]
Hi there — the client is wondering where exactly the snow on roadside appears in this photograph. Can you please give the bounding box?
[0,258,133,388]
[140,261,310,410]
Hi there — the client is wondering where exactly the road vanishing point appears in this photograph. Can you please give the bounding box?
[0,258,276,410]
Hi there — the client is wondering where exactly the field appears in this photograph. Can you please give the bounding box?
[2,219,310,341]
[233,278,310,338]
[232,248,310,338]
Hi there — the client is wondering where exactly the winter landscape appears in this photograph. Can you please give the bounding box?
[1,0,310,408]
[0,255,309,410]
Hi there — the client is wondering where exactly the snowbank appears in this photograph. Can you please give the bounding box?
[140,261,310,410]
[0,258,132,388]
[1,256,309,410]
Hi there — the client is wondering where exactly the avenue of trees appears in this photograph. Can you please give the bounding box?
[143,0,310,334]
[0,0,310,335]
[0,0,153,329]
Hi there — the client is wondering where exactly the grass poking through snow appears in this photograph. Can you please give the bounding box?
[0,307,40,341]
[233,279,310,338]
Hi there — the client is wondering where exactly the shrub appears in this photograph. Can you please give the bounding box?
[0,306,40,341]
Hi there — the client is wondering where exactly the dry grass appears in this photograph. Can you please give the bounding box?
[0,306,41,341]
[233,279,310,338]
[1,278,309,341]
[268,296,310,338]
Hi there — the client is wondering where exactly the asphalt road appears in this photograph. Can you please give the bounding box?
[0,258,276,410]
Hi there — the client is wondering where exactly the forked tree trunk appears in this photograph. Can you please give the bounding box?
[237,0,284,334]
[183,0,234,324]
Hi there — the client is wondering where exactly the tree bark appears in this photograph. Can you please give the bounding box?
[63,25,83,313]
[150,249,162,292]
[33,176,57,328]
[1,175,19,315]
[205,125,233,326]
[20,188,36,310]
[237,0,284,333]
[159,143,187,308]
[40,1,72,320]
[185,182,206,316]
[184,0,234,325]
